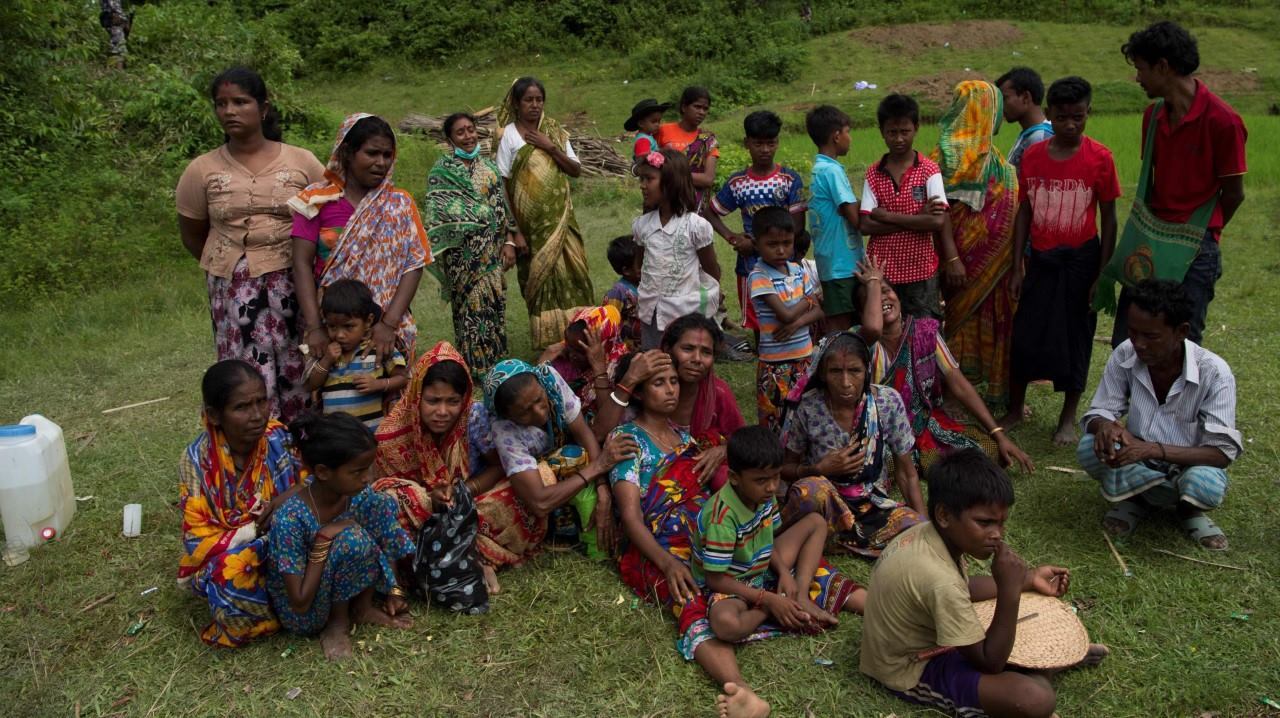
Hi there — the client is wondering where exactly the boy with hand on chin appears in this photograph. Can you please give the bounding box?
[861,449,1107,718]
[859,94,960,320]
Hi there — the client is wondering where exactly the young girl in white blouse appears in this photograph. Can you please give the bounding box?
[632,149,722,350]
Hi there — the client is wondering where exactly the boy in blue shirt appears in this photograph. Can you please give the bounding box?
[996,67,1054,169]
[804,105,864,331]
[705,110,807,335]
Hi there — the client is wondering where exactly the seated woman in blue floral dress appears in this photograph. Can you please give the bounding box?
[267,412,415,660]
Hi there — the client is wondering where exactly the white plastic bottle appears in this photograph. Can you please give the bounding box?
[0,415,76,566]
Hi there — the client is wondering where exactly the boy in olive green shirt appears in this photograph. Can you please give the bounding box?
[861,450,1107,717]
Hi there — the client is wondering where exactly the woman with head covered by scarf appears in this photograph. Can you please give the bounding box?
[290,113,430,364]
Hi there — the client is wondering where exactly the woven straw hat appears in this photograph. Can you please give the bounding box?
[971,592,1089,669]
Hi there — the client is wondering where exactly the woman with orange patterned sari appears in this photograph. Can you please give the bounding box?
[178,360,303,647]
[931,81,1020,408]
[373,341,510,593]
[290,113,431,362]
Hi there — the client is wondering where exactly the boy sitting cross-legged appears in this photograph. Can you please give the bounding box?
[687,426,864,718]
[861,449,1107,718]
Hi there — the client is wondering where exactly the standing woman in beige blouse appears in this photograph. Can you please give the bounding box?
[176,68,326,421]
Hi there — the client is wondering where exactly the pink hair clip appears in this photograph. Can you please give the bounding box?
[646,151,665,168]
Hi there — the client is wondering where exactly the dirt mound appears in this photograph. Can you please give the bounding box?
[1196,69,1261,94]
[850,20,1023,51]
[890,70,987,110]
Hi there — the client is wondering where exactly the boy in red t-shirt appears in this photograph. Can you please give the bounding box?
[1004,77,1121,445]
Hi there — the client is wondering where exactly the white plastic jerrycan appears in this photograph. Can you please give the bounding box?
[0,415,75,566]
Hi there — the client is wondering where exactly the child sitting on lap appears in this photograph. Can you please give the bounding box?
[861,449,1107,718]
[304,278,408,430]
[603,234,644,352]
[687,426,863,718]
[748,207,823,435]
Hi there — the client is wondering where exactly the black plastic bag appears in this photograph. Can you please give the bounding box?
[412,482,489,614]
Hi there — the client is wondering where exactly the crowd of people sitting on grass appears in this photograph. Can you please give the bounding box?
[174,19,1245,718]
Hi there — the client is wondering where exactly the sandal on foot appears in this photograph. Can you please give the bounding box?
[1102,499,1147,538]
[1181,513,1229,551]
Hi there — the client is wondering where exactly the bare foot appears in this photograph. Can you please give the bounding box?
[997,411,1024,430]
[1051,423,1078,447]
[717,683,770,718]
[353,602,412,630]
[797,599,838,627]
[320,620,353,661]
[482,563,501,595]
[1079,643,1109,667]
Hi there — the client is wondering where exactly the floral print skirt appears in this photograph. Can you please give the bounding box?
[206,258,307,421]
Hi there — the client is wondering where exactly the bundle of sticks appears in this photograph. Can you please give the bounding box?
[398,108,631,178]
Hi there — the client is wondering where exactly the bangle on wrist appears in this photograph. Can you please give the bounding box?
[616,382,635,397]
[947,256,962,264]
[988,426,1005,437]
[388,586,408,599]
[1157,442,1167,461]
[609,391,629,408]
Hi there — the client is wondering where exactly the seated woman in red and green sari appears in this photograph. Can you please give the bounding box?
[609,358,861,718]
[178,360,303,647]
[855,257,1034,474]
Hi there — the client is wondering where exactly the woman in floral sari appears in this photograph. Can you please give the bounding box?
[481,359,632,568]
[543,304,628,431]
[496,77,595,349]
[930,80,1020,408]
[373,341,508,592]
[426,113,522,379]
[593,313,744,490]
[178,360,303,647]
[855,257,1034,473]
[291,113,430,361]
[608,353,861,718]
[778,331,925,558]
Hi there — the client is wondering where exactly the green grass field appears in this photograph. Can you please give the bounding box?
[2,18,1280,718]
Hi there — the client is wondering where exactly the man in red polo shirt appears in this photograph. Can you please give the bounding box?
[1112,21,1247,346]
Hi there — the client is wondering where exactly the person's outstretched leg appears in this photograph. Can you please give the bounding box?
[693,639,772,718]
[717,682,771,718]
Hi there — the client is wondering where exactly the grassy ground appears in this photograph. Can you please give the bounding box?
[2,18,1280,718]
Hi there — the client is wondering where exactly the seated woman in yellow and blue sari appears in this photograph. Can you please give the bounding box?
[178,360,303,647]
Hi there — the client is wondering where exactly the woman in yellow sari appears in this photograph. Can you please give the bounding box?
[495,77,595,349]
[931,81,1020,408]
[178,360,303,647]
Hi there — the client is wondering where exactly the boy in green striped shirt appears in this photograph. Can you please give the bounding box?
[688,426,867,716]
